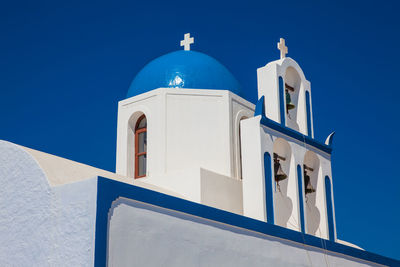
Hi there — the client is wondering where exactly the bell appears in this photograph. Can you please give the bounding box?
[274,159,288,182]
[304,171,316,194]
[286,91,295,111]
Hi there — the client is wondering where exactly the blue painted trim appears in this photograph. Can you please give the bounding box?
[254,95,332,154]
[297,165,306,233]
[254,96,266,117]
[94,177,399,266]
[264,152,274,224]
[259,115,332,154]
[279,77,286,126]
[306,91,312,137]
[325,176,335,242]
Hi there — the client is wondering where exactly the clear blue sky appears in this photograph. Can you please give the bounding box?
[1,0,399,260]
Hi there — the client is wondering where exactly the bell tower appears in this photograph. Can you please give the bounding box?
[257,38,313,137]
[241,38,336,241]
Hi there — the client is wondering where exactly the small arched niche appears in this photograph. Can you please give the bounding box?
[303,150,320,235]
[127,111,147,178]
[273,138,293,228]
[284,67,301,131]
[237,115,249,180]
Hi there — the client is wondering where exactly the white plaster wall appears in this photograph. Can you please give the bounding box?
[257,63,280,123]
[165,90,230,176]
[200,168,243,214]
[107,198,376,267]
[117,88,254,179]
[0,140,97,266]
[137,167,243,215]
[241,116,268,222]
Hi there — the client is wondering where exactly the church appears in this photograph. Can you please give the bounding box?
[0,34,398,266]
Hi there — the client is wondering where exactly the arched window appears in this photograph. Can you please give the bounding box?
[135,115,147,178]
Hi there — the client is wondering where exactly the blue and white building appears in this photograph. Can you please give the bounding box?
[0,34,398,266]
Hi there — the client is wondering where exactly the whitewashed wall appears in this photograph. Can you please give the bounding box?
[0,141,97,266]
[116,88,254,179]
[107,197,374,267]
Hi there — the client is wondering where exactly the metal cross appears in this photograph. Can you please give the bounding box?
[277,38,288,59]
[180,33,194,51]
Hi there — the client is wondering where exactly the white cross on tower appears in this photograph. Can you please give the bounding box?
[277,38,288,59]
[180,33,194,51]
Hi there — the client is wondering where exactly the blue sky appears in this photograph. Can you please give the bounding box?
[1,0,399,260]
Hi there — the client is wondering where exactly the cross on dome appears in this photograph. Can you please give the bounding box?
[180,33,194,51]
[277,38,288,59]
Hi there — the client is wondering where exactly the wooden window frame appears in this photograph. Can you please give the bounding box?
[134,115,147,179]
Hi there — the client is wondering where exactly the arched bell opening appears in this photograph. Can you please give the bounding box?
[303,150,320,235]
[284,67,302,132]
[127,111,147,178]
[273,138,293,228]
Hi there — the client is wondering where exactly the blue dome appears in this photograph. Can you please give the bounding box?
[127,50,241,98]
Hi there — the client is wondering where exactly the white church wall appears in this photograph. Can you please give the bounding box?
[241,116,269,222]
[107,197,375,267]
[116,88,253,213]
[200,168,243,214]
[257,63,280,123]
[117,88,249,179]
[136,169,203,202]
[135,167,243,215]
[0,140,97,266]
[164,89,231,176]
